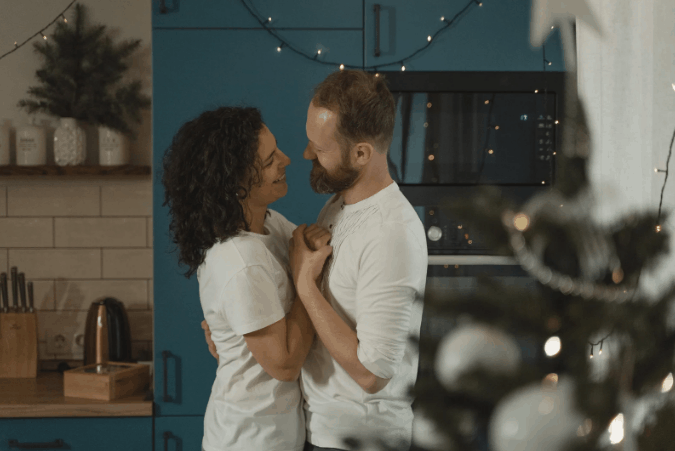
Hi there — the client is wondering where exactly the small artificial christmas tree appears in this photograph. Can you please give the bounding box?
[17,3,150,137]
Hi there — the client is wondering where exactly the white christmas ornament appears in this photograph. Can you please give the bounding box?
[489,378,583,451]
[412,411,449,451]
[434,324,521,390]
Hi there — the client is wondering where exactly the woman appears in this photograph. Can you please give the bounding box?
[162,106,332,451]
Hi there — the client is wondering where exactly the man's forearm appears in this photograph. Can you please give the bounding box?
[296,281,386,393]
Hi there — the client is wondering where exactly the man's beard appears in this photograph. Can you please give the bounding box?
[309,155,359,194]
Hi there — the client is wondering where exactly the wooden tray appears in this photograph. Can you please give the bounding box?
[63,362,149,401]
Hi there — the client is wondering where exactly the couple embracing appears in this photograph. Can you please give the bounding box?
[162,70,428,451]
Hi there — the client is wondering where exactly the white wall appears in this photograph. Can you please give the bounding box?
[0,0,152,166]
[578,0,675,298]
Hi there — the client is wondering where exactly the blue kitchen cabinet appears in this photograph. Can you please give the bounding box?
[0,417,151,450]
[152,27,363,417]
[152,0,363,30]
[363,0,564,72]
[154,416,205,451]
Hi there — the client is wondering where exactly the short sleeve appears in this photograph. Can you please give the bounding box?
[355,223,427,379]
[219,265,286,336]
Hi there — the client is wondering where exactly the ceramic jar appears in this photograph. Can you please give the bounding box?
[16,119,47,166]
[54,118,86,166]
[99,127,129,166]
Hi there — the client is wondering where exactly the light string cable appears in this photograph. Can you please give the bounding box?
[239,0,481,70]
[0,0,77,62]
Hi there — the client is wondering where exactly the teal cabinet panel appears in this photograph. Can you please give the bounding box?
[152,0,363,29]
[154,416,205,451]
[363,0,564,71]
[0,417,151,451]
[152,29,362,416]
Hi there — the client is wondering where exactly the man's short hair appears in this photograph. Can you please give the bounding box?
[312,70,396,154]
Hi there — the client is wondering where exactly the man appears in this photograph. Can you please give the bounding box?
[204,70,427,450]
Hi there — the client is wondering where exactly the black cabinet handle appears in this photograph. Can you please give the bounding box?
[374,4,381,57]
[8,439,65,449]
[163,431,174,451]
[162,350,173,402]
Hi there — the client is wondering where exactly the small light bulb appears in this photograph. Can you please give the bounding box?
[267,17,272,22]
[457,225,463,229]
[656,225,662,233]
[541,181,545,184]
[62,15,67,23]
[534,89,539,93]
[427,102,432,108]
[428,154,434,161]
[468,239,473,244]
[478,2,483,5]
[427,35,432,42]
[339,64,344,70]
[14,41,18,47]
[440,16,445,21]
[484,100,489,104]
[41,33,47,40]
[401,65,406,71]
[551,26,555,29]
[553,151,557,155]
[375,73,380,77]
[488,149,494,154]
[513,213,530,231]
[548,61,552,66]
[277,46,282,52]
[317,49,322,55]
[555,120,559,124]
[494,125,499,130]
[544,336,561,357]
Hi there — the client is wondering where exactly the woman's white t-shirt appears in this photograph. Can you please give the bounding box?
[198,210,303,451]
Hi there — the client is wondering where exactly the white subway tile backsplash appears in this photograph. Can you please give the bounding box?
[8,185,100,217]
[0,187,6,216]
[55,279,148,311]
[101,182,152,216]
[29,280,55,311]
[147,217,153,248]
[55,218,146,247]
[10,249,101,279]
[128,310,152,341]
[148,279,153,309]
[103,249,153,279]
[0,249,7,273]
[0,218,53,247]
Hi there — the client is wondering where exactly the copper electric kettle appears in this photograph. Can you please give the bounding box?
[83,297,132,365]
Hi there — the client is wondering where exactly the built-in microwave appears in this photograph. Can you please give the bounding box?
[382,71,565,255]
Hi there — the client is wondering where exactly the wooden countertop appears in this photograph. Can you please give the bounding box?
[0,372,153,418]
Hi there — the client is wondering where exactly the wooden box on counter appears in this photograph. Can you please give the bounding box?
[64,362,149,401]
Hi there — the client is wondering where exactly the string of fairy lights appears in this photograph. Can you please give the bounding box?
[240,0,482,72]
[0,0,76,62]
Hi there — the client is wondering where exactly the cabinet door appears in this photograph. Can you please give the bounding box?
[154,416,204,451]
[0,417,151,451]
[152,28,363,416]
[152,0,363,29]
[363,0,564,71]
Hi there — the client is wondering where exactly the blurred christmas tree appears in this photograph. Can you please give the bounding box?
[353,1,674,451]
[17,3,150,136]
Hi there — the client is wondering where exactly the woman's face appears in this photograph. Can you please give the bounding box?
[247,124,291,207]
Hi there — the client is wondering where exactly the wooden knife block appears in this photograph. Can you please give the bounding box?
[0,312,38,378]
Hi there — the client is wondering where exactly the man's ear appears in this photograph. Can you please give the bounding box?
[352,142,375,168]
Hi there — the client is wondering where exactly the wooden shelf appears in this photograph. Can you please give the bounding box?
[0,165,151,177]
[0,372,153,418]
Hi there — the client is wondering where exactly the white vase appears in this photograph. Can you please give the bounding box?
[16,119,47,166]
[54,118,86,166]
[98,127,129,166]
[0,119,10,166]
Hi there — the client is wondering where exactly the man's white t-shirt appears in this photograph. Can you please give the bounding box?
[198,210,304,451]
[301,182,428,449]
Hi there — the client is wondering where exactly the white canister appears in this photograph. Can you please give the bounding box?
[0,119,10,165]
[99,127,129,166]
[16,118,47,166]
[54,117,86,166]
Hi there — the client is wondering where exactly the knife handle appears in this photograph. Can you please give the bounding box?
[27,281,34,313]
[10,267,18,311]
[18,273,27,313]
[0,273,7,312]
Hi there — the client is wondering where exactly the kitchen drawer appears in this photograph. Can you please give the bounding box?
[0,417,151,450]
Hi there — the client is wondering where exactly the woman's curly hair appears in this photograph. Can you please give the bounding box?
[162,106,264,278]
